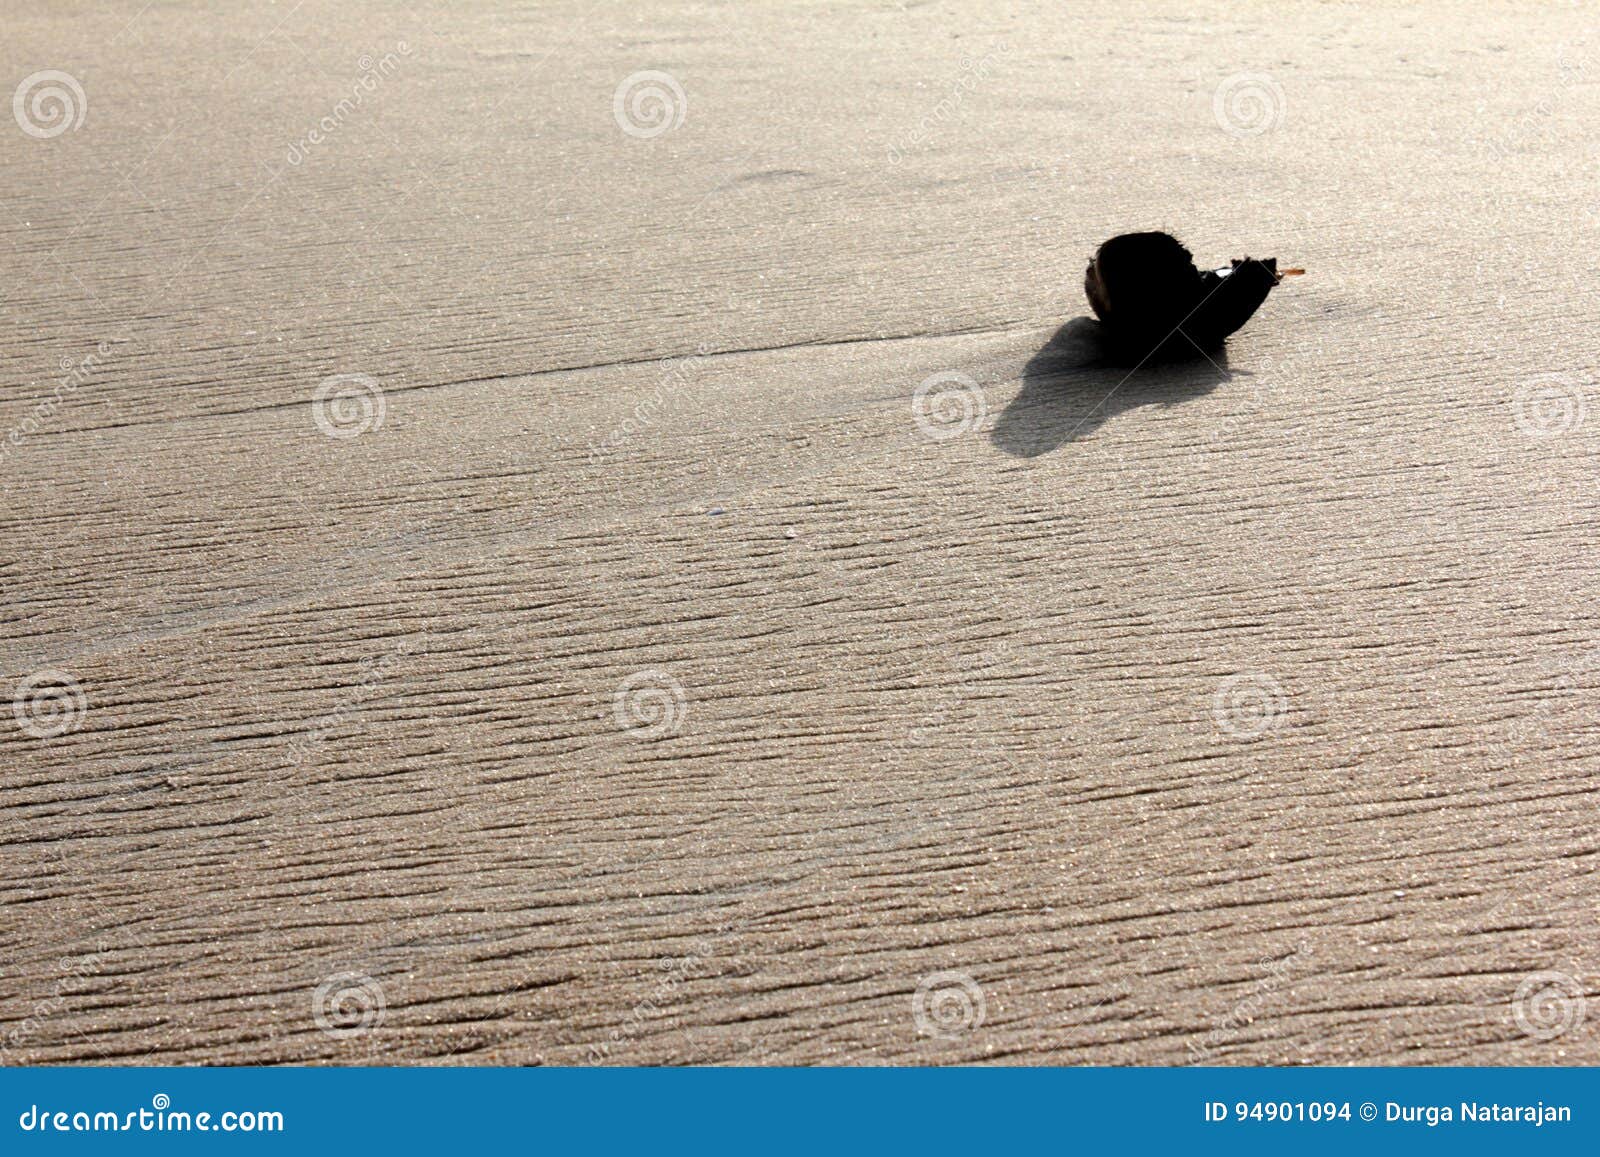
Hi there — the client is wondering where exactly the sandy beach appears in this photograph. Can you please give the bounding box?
[2,1,1598,1064]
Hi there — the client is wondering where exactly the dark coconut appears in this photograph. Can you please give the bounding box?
[1083,231,1297,362]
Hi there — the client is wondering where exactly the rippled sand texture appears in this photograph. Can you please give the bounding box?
[2,1,1597,1064]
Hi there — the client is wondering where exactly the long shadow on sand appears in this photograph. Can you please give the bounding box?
[990,317,1233,458]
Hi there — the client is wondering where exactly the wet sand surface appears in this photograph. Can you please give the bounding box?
[2,2,1598,1064]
